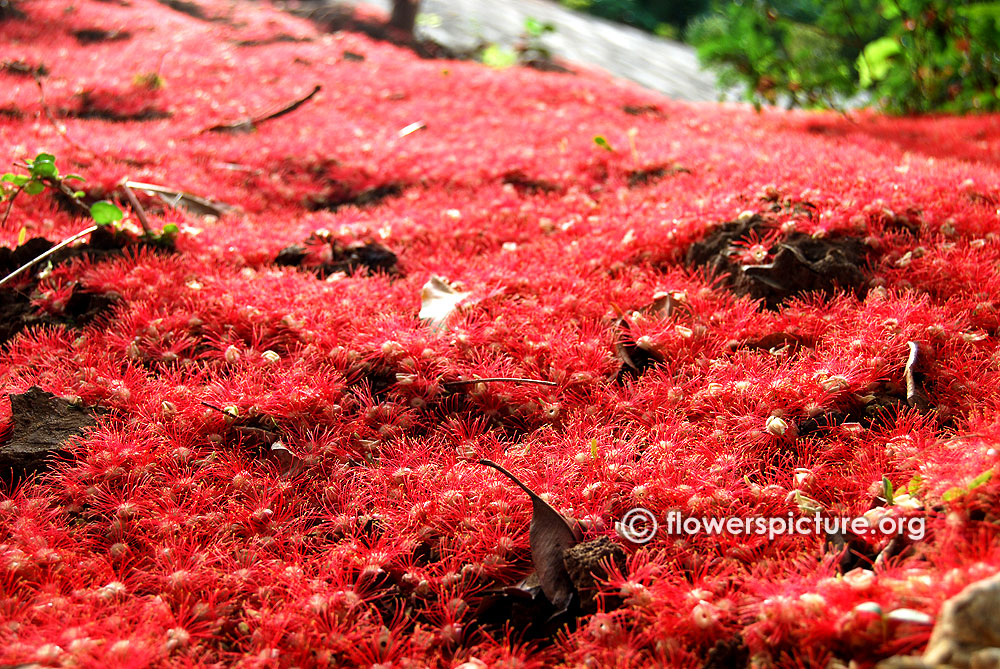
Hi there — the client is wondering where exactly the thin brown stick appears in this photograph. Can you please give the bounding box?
[443,377,557,387]
[119,178,152,235]
[199,401,279,435]
[200,400,236,415]
[204,84,322,133]
[0,184,24,230]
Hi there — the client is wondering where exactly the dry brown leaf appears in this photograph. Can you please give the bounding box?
[480,459,582,610]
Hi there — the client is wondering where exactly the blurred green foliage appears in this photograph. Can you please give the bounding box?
[687,0,1000,113]
[561,0,710,35]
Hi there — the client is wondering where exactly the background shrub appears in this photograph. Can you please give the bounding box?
[688,0,1000,114]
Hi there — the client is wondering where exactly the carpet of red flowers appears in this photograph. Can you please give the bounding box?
[2,0,1000,666]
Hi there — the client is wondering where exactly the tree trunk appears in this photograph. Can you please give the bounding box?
[389,0,419,38]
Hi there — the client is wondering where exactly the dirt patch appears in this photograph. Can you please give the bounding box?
[305,182,403,212]
[0,227,170,345]
[563,536,628,614]
[67,90,171,122]
[233,34,313,47]
[1,59,48,77]
[0,0,26,21]
[705,636,749,669]
[502,170,561,195]
[274,235,399,278]
[520,57,574,74]
[155,0,220,21]
[686,215,871,309]
[627,163,690,188]
[623,103,665,117]
[0,387,98,486]
[73,28,131,44]
[0,282,117,346]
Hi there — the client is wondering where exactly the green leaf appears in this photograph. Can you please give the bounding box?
[969,469,993,490]
[31,161,57,179]
[72,190,85,199]
[63,174,86,182]
[480,44,517,68]
[89,200,124,225]
[2,173,30,186]
[30,153,58,179]
[523,16,554,37]
[161,223,179,235]
[907,475,923,496]
[23,180,45,195]
[882,476,894,505]
[942,487,965,502]
[858,36,902,87]
[593,135,614,152]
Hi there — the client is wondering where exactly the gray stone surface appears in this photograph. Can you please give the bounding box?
[339,0,724,102]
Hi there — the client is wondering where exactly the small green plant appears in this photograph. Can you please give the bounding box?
[479,17,558,69]
[0,154,177,289]
[1,152,122,229]
[516,17,558,63]
[133,71,166,90]
[480,44,518,69]
[593,135,615,151]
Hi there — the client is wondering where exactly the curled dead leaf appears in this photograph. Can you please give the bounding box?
[419,276,471,331]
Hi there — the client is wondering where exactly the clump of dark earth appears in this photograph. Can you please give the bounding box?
[155,0,226,22]
[234,34,314,47]
[0,227,169,345]
[68,90,172,122]
[627,163,690,188]
[563,536,628,613]
[518,57,573,74]
[0,0,26,21]
[0,387,98,486]
[0,226,161,272]
[686,214,871,309]
[623,103,665,117]
[1,59,48,77]
[73,28,131,43]
[305,182,403,211]
[502,170,561,195]
[705,637,750,669]
[0,284,118,346]
[274,235,398,278]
